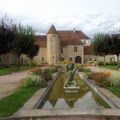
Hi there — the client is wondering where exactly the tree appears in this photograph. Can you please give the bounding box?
[110,34,120,69]
[27,44,39,66]
[92,33,110,65]
[14,24,38,67]
[0,17,18,64]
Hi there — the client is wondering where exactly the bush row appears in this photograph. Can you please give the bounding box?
[91,71,120,87]
[24,66,60,88]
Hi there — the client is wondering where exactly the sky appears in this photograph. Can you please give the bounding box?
[0,0,120,36]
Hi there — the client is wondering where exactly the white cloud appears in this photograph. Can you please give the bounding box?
[1,12,120,37]
[0,0,120,37]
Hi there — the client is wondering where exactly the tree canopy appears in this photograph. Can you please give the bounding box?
[92,33,110,56]
[13,24,39,66]
[0,18,18,55]
[92,33,120,68]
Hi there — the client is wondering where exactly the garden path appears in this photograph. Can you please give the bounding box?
[0,71,29,100]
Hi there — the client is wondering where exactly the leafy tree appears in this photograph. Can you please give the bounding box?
[109,34,120,69]
[92,33,110,65]
[14,24,38,67]
[0,17,18,64]
[27,44,39,66]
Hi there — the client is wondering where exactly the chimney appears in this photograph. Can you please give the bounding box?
[73,28,76,33]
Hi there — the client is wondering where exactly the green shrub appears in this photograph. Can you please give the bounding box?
[108,72,120,87]
[24,75,46,88]
[31,67,59,81]
[84,68,91,72]
[76,64,84,72]
[50,66,58,73]
[77,66,91,72]
[97,61,104,66]
[41,68,52,81]
[106,62,117,65]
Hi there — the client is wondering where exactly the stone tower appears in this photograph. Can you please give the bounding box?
[47,25,61,64]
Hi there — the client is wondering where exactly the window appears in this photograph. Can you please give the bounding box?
[74,46,78,52]
[89,58,92,61]
[42,57,44,62]
[61,48,63,53]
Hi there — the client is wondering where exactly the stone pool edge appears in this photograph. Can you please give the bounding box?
[9,72,120,119]
[78,72,120,109]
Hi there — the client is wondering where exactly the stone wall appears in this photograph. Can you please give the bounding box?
[0,52,17,65]
[84,55,118,63]
[33,47,47,64]
[60,45,84,63]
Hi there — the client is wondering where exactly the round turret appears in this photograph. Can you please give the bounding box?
[47,25,61,64]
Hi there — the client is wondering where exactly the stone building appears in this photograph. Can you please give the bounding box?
[0,25,118,65]
[35,25,94,64]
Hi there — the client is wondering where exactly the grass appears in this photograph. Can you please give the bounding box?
[82,71,92,78]
[107,87,120,98]
[100,64,117,70]
[0,86,39,117]
[0,65,33,76]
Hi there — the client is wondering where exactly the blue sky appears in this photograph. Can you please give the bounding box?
[0,0,120,36]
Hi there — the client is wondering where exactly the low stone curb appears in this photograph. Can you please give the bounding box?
[1,71,120,120]
[78,72,120,108]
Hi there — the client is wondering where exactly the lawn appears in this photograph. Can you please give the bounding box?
[0,65,33,76]
[100,64,117,70]
[0,86,39,117]
[107,87,120,98]
[82,71,92,78]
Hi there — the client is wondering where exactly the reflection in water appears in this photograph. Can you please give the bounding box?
[42,73,110,109]
[42,100,53,109]
[54,98,69,109]
[74,92,101,109]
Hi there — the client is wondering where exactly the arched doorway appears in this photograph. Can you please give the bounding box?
[75,56,82,63]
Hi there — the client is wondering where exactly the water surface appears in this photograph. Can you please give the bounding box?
[41,73,110,110]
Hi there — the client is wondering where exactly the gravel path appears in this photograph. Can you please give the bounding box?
[0,71,29,100]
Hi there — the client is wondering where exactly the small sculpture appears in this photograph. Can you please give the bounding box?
[64,63,80,93]
[66,63,77,85]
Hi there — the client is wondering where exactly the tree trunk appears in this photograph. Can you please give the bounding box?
[16,56,20,69]
[103,56,106,66]
[0,55,2,65]
[117,55,120,70]
[29,58,33,67]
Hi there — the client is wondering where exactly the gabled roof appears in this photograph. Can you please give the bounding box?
[47,25,58,34]
[36,25,90,47]
[58,30,89,46]
[84,46,94,55]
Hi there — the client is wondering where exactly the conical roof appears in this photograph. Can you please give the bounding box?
[47,25,58,34]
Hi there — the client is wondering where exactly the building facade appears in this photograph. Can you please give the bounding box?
[0,25,118,65]
[35,25,94,64]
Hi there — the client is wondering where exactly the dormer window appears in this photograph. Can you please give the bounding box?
[81,39,86,44]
